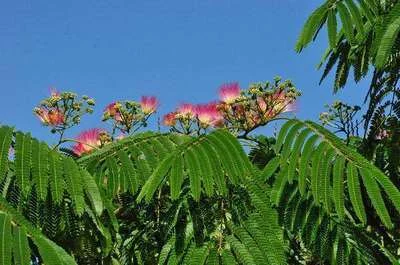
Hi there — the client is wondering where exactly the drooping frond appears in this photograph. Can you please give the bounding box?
[78,132,189,196]
[0,196,78,265]
[271,119,400,229]
[278,185,396,265]
[375,2,400,68]
[296,0,400,93]
[0,126,105,216]
[137,129,253,202]
[295,0,377,52]
[158,179,286,265]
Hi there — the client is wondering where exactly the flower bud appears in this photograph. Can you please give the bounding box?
[73,103,81,111]
[86,98,95,106]
[73,116,81,124]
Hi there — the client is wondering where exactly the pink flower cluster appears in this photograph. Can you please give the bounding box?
[163,102,223,130]
[102,96,159,134]
[37,79,299,156]
[140,96,158,114]
[162,83,242,132]
[34,88,95,132]
[162,81,298,135]
[104,102,122,122]
[34,89,65,127]
[72,128,104,156]
[219,82,241,104]
[35,108,65,126]
[195,103,223,127]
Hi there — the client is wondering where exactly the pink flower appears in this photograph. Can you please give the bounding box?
[48,109,65,125]
[231,104,245,119]
[195,103,224,127]
[35,108,65,126]
[140,96,159,114]
[49,87,60,98]
[177,103,195,118]
[257,97,267,112]
[104,102,122,121]
[72,128,103,156]
[219,82,241,104]
[104,102,118,116]
[285,102,296,112]
[163,112,177,126]
[247,111,261,126]
[272,91,295,113]
[35,108,50,124]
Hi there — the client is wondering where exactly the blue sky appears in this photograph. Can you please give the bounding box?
[0,0,368,144]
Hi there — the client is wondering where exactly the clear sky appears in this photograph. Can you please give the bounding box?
[0,0,369,143]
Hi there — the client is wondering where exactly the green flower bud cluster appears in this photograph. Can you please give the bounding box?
[33,88,96,145]
[102,98,157,135]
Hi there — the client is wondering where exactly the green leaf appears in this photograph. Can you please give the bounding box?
[158,237,174,265]
[31,139,49,200]
[347,164,366,224]
[170,155,184,200]
[280,122,305,166]
[360,168,393,228]
[233,227,265,264]
[206,132,240,183]
[364,0,379,15]
[221,251,236,264]
[186,245,208,265]
[226,235,256,265]
[359,0,376,22]
[33,235,77,265]
[48,150,64,203]
[0,212,12,265]
[345,0,365,37]
[295,2,329,52]
[260,156,280,182]
[0,127,13,181]
[200,140,227,196]
[82,170,104,216]
[311,142,328,204]
[12,226,31,265]
[276,119,400,229]
[287,128,312,183]
[298,135,319,195]
[117,150,138,193]
[185,148,202,201]
[137,155,174,202]
[327,9,337,48]
[106,156,119,195]
[206,249,219,265]
[195,144,215,196]
[319,148,335,213]
[63,157,85,215]
[130,146,151,184]
[337,2,355,44]
[333,156,346,220]
[375,3,400,68]
[0,197,77,265]
[275,119,298,153]
[271,166,288,206]
[212,130,252,174]
[370,167,400,215]
[15,132,32,196]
